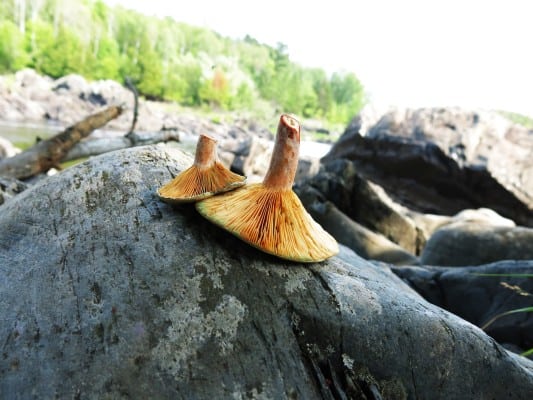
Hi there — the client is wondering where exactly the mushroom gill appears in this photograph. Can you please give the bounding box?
[158,133,245,204]
[196,114,338,262]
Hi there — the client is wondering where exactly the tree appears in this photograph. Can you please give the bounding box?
[0,0,366,123]
[88,36,120,80]
[328,72,365,123]
[28,23,84,77]
[199,68,230,109]
[0,20,29,72]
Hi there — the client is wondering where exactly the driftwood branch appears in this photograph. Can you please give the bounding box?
[64,130,181,161]
[0,105,123,179]
[124,77,139,135]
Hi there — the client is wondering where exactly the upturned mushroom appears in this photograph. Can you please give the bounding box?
[157,133,245,203]
[196,114,339,262]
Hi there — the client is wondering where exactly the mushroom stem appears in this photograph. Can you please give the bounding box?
[195,113,338,262]
[262,114,300,191]
[194,134,217,170]
[157,133,245,203]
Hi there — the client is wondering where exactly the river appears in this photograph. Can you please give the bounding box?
[0,120,332,158]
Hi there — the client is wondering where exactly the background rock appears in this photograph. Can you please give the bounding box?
[393,261,533,354]
[1,146,532,399]
[0,176,28,205]
[323,107,533,227]
[296,185,420,265]
[0,137,20,159]
[296,159,423,254]
[421,222,533,266]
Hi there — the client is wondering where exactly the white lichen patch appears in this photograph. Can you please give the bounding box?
[231,383,271,400]
[253,264,314,295]
[342,353,355,369]
[283,271,311,294]
[207,295,247,355]
[153,279,247,380]
[338,277,383,316]
[191,255,232,290]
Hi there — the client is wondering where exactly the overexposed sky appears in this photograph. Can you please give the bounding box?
[105,0,533,117]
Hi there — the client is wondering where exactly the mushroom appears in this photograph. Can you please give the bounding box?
[157,133,246,204]
[196,114,339,262]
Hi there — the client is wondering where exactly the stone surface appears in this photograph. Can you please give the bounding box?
[297,185,420,265]
[421,221,533,266]
[1,146,532,399]
[0,137,20,159]
[323,107,533,227]
[405,207,515,243]
[0,176,28,205]
[393,261,533,354]
[222,135,273,183]
[296,159,423,254]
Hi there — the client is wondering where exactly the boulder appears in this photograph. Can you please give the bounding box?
[296,185,420,265]
[0,91,46,122]
[393,261,533,354]
[1,146,532,399]
[0,176,28,205]
[296,159,423,254]
[221,135,273,182]
[0,137,20,159]
[404,207,515,244]
[52,74,90,96]
[14,68,53,102]
[15,68,52,92]
[323,107,533,227]
[84,79,132,107]
[421,221,533,266]
[43,93,90,125]
[295,155,320,182]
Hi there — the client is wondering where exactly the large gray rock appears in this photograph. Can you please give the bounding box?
[1,146,532,399]
[323,107,533,227]
[0,137,20,159]
[296,185,420,266]
[404,207,515,246]
[0,176,28,206]
[221,135,273,182]
[421,220,533,266]
[393,261,533,354]
[296,159,423,254]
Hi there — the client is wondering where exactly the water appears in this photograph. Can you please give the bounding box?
[0,121,332,159]
[300,140,332,158]
[0,120,63,148]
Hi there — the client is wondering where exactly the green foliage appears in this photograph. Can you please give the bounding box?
[37,26,85,77]
[498,111,533,129]
[474,272,533,358]
[0,0,366,124]
[90,37,121,80]
[481,306,533,331]
[0,20,28,72]
[199,68,231,109]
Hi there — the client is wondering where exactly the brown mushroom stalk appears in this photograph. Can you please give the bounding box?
[157,134,245,203]
[196,114,339,262]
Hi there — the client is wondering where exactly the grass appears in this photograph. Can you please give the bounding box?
[473,272,533,357]
[498,111,533,129]
[480,306,533,330]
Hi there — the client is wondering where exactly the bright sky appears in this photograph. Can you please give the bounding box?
[105,0,533,117]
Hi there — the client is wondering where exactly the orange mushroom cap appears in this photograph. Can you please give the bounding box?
[196,114,339,262]
[158,134,246,204]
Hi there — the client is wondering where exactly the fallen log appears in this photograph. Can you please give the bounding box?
[64,130,181,161]
[0,105,123,179]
